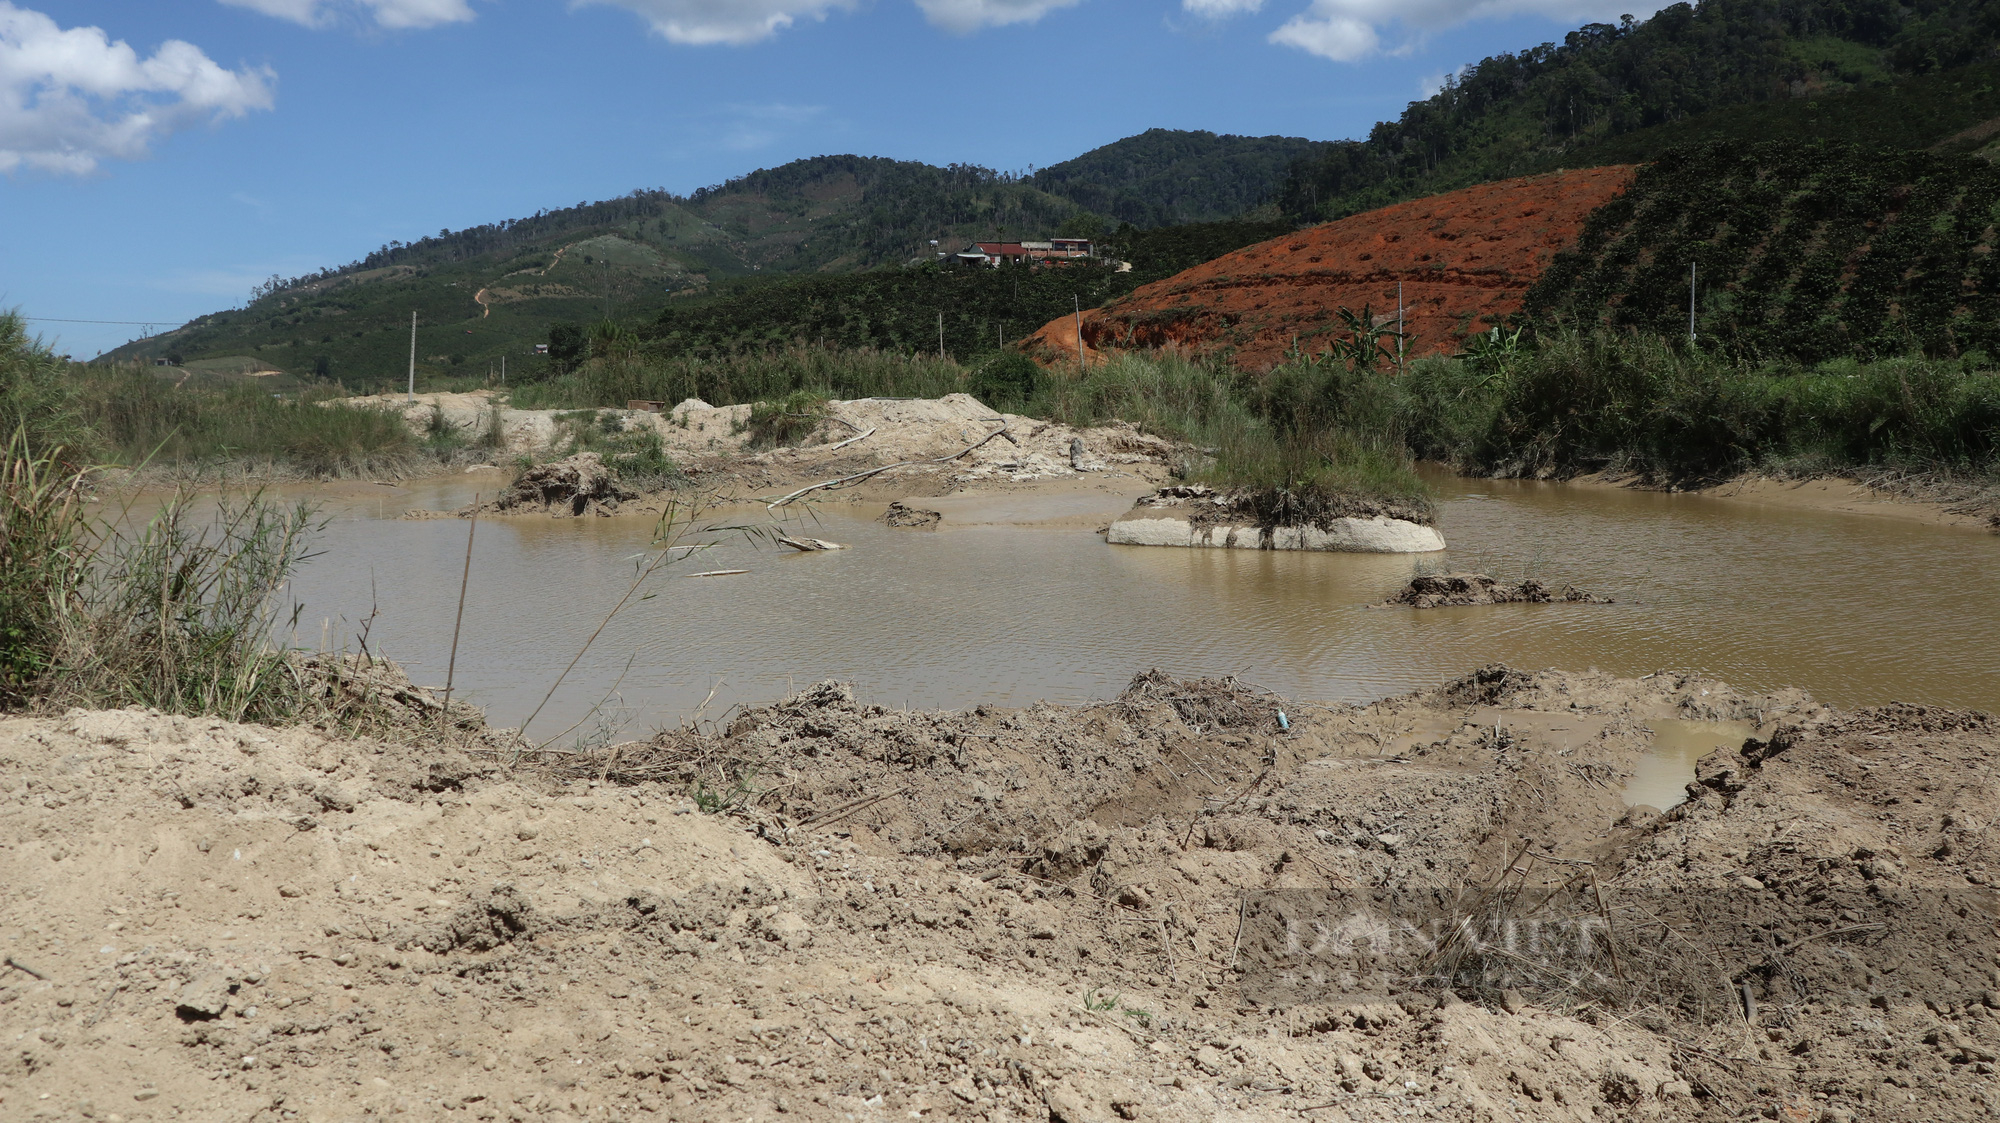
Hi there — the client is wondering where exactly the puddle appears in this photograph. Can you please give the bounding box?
[1622,719,1756,809]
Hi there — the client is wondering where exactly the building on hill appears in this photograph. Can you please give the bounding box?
[947,237,1094,267]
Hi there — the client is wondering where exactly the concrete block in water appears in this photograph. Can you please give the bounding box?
[1106,515,1444,553]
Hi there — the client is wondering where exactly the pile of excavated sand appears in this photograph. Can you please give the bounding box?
[336,392,1174,489]
[6,667,1996,1121]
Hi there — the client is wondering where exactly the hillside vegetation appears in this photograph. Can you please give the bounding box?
[1277,0,2000,222]
[1525,142,2000,360]
[1029,129,1328,227]
[640,219,1294,361]
[100,133,1316,385]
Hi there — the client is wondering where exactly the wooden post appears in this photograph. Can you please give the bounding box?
[407,310,416,401]
[1689,262,1698,343]
[1074,294,1083,374]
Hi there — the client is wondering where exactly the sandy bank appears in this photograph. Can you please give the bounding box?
[1553,469,2000,532]
[6,666,1996,1120]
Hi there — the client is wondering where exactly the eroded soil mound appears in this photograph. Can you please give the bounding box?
[9,665,2000,1121]
[1128,483,1433,528]
[1382,572,1612,607]
[1025,167,1635,371]
[880,500,942,529]
[494,452,636,517]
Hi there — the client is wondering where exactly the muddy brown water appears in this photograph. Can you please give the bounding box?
[244,472,1996,747]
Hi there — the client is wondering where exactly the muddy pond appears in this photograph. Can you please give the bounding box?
[243,471,1999,761]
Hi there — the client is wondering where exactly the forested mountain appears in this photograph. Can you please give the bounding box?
[1030,130,1328,228]
[100,131,1314,380]
[1277,0,2000,222]
[640,218,1295,360]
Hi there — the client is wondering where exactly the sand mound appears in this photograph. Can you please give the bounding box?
[1381,572,1612,607]
[10,665,1999,1121]
[1024,167,1636,371]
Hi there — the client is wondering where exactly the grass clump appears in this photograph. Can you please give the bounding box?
[550,409,685,490]
[0,424,330,721]
[1035,351,1433,519]
[740,389,832,449]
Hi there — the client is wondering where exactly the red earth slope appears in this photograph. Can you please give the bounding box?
[1027,166,1636,371]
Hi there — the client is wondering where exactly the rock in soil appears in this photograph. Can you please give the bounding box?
[1382,571,1612,607]
[494,451,635,517]
[4,666,1996,1122]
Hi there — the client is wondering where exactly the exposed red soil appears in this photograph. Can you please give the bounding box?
[1027,166,1636,371]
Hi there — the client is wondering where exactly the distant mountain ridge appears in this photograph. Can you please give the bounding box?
[102,129,1317,376]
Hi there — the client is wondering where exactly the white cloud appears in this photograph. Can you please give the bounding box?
[1272,0,1666,62]
[0,3,275,175]
[913,0,1081,34]
[578,0,856,45]
[1183,0,1263,17]
[719,101,824,149]
[219,0,476,31]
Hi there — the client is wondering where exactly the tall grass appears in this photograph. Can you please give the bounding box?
[508,347,968,411]
[1032,352,1434,516]
[1,310,88,460]
[72,369,421,477]
[1400,330,2000,484]
[42,493,324,721]
[0,430,90,703]
[0,426,331,721]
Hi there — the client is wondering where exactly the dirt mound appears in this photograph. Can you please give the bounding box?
[1381,572,1612,607]
[13,665,2000,1122]
[1126,482,1433,528]
[1025,166,1636,371]
[880,500,942,529]
[493,452,635,516]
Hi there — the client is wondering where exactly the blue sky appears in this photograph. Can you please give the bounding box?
[3,0,1658,357]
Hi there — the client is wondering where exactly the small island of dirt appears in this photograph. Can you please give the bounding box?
[1382,571,1613,607]
[1108,484,1445,553]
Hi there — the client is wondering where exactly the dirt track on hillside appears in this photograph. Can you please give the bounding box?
[8,663,1999,1121]
[1024,168,1635,371]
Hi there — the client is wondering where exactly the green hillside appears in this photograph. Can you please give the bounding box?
[99,132,1319,387]
[1277,0,2000,223]
[638,219,1294,360]
[1525,141,2000,360]
[1030,130,1328,228]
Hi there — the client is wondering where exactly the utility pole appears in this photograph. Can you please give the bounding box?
[1688,263,1698,343]
[407,310,417,401]
[1074,294,1083,374]
[938,311,944,359]
[500,354,506,386]
[1397,282,1405,373]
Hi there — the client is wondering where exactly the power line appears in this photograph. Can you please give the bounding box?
[20,317,173,326]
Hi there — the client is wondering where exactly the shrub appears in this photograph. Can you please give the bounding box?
[969,352,1041,410]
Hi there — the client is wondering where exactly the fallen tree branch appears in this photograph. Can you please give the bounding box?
[818,426,876,452]
[765,425,1010,509]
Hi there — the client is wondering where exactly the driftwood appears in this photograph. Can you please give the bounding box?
[817,426,876,453]
[766,425,1011,509]
[775,535,846,552]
